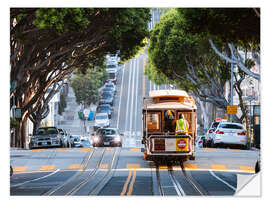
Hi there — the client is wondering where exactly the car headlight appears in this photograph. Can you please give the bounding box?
[93,136,99,142]
[114,136,121,142]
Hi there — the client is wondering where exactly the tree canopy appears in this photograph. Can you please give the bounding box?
[70,67,108,107]
[177,8,260,49]
[10,8,151,120]
[10,8,151,148]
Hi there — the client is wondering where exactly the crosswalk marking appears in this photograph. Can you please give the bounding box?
[13,166,28,172]
[40,165,56,171]
[210,164,227,171]
[240,166,255,172]
[126,164,141,169]
[184,164,198,170]
[69,164,84,169]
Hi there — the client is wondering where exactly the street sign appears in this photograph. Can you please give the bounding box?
[226,105,238,114]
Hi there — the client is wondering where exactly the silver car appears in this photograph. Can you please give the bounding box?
[30,127,64,149]
[70,135,83,147]
[91,128,123,147]
[94,113,110,131]
[211,122,248,149]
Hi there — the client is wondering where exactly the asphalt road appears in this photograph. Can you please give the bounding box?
[10,53,259,196]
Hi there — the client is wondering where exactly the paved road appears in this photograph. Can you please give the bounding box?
[10,53,259,196]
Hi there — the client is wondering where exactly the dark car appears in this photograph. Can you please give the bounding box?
[91,128,123,147]
[99,92,114,105]
[96,104,113,118]
[101,87,115,96]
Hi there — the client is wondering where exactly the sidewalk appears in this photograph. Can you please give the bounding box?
[57,86,96,136]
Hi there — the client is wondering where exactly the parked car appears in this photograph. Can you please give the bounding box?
[30,127,64,149]
[99,92,114,105]
[205,121,220,147]
[96,104,113,118]
[58,128,71,147]
[196,135,205,148]
[104,82,116,95]
[101,87,115,96]
[106,68,117,84]
[210,122,248,149]
[70,135,83,147]
[91,128,123,147]
[94,113,110,131]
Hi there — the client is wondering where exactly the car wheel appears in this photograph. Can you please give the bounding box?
[10,166,13,176]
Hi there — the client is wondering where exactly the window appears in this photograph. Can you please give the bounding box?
[146,112,161,130]
[218,124,243,129]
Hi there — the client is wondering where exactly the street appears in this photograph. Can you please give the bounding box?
[10,54,259,196]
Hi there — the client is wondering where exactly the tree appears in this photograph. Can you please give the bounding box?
[70,67,108,108]
[10,8,151,148]
[177,8,260,80]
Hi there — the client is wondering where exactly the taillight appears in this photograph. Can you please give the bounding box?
[216,130,224,134]
[209,129,214,133]
[198,141,203,144]
[237,131,246,136]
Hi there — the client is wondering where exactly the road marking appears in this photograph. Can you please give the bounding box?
[127,170,136,195]
[240,166,254,173]
[204,148,217,151]
[100,164,108,169]
[11,169,60,187]
[184,164,198,170]
[209,170,237,191]
[117,63,125,129]
[13,166,28,172]
[40,165,56,171]
[129,148,140,151]
[56,148,68,151]
[125,59,133,132]
[129,59,136,131]
[31,149,44,151]
[134,56,139,132]
[126,164,141,169]
[160,165,168,169]
[210,164,227,171]
[69,164,84,169]
[80,148,91,151]
[121,169,132,195]
[142,58,146,97]
[229,149,241,152]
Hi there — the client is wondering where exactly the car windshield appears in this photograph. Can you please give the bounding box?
[102,93,112,98]
[108,65,117,69]
[96,115,108,120]
[97,129,117,136]
[98,106,110,111]
[36,127,58,135]
[218,124,243,129]
[212,122,220,129]
[109,73,116,79]
[105,84,114,88]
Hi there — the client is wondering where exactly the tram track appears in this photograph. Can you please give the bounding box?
[155,161,205,196]
[88,147,121,195]
[65,148,107,195]
[44,147,97,195]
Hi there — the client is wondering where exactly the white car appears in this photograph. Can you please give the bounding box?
[94,113,110,131]
[211,122,248,149]
[205,121,220,147]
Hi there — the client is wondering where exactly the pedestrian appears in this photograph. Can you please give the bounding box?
[175,114,189,135]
